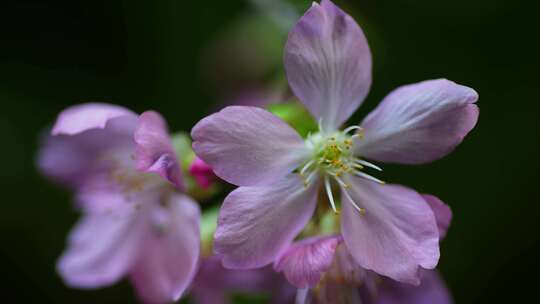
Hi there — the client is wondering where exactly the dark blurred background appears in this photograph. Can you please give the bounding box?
[1,0,538,303]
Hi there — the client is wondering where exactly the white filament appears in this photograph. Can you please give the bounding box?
[324,176,338,213]
[341,185,365,214]
[355,159,382,171]
[343,125,363,134]
[355,171,385,184]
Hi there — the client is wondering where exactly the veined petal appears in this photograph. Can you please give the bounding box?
[214,175,319,269]
[130,194,201,303]
[52,103,137,136]
[57,207,144,288]
[285,0,372,131]
[377,270,453,304]
[341,177,440,285]
[192,106,308,186]
[423,194,452,240]
[355,79,479,164]
[134,111,184,189]
[274,235,341,288]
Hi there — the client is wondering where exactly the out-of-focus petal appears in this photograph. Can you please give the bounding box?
[285,0,372,131]
[214,175,319,269]
[341,177,440,285]
[326,243,378,292]
[130,194,200,303]
[355,79,479,164]
[377,270,453,304]
[192,106,308,186]
[52,103,137,136]
[422,194,452,240]
[74,173,129,213]
[38,114,137,188]
[192,256,295,304]
[57,207,143,288]
[296,288,310,304]
[274,235,341,288]
[134,111,184,189]
[296,281,363,304]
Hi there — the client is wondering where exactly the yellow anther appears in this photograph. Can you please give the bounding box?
[357,128,365,138]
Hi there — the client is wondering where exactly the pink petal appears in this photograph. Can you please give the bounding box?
[38,108,137,188]
[296,281,362,304]
[422,194,452,240]
[192,256,295,304]
[355,79,479,164]
[274,235,341,288]
[214,175,319,269]
[340,177,440,285]
[285,0,372,131]
[130,194,201,303]
[74,173,131,213]
[57,207,144,288]
[296,288,310,304]
[52,103,137,136]
[377,270,453,304]
[326,243,378,288]
[134,111,184,189]
[192,106,308,186]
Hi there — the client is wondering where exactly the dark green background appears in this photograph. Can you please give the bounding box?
[1,0,538,303]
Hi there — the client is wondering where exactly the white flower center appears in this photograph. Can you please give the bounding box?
[300,125,384,215]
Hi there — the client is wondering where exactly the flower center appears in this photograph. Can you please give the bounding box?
[103,150,169,203]
[300,126,384,215]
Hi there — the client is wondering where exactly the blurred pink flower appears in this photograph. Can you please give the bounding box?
[192,0,477,285]
[38,103,200,304]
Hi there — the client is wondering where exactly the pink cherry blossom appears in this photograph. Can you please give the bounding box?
[39,103,200,303]
[192,0,477,285]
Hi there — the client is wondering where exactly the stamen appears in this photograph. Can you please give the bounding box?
[355,159,382,171]
[341,186,366,215]
[353,163,364,170]
[343,125,363,134]
[300,159,315,176]
[324,176,338,213]
[303,170,317,187]
[334,175,350,188]
[354,171,385,184]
